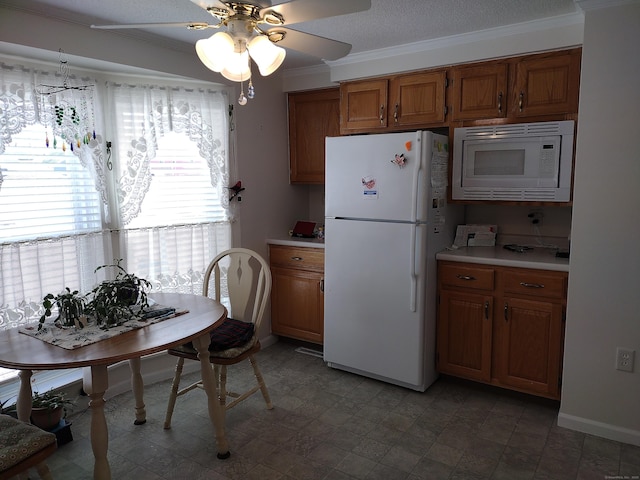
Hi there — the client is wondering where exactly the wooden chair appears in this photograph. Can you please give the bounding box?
[164,248,273,429]
[0,414,57,480]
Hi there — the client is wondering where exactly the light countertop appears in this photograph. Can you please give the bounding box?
[267,237,325,249]
[436,246,569,272]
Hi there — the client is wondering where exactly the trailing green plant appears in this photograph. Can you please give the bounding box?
[31,389,75,411]
[38,259,151,330]
[38,287,87,331]
[1,390,74,417]
[85,259,151,328]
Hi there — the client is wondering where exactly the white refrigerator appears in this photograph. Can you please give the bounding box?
[324,130,463,391]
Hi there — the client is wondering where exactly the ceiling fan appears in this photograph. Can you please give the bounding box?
[92,0,371,104]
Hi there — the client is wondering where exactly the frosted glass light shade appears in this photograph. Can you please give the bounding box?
[220,50,251,82]
[248,35,286,76]
[195,32,235,72]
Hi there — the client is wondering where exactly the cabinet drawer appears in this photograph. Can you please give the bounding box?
[440,263,494,290]
[269,245,325,272]
[503,270,566,299]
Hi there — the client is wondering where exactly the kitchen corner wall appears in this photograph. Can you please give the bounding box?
[559,1,640,446]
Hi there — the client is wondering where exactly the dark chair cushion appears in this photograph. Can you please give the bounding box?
[183,318,254,352]
[208,318,254,351]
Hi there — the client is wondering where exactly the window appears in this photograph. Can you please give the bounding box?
[0,59,232,387]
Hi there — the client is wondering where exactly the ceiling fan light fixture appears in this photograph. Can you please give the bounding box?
[248,35,286,76]
[219,49,252,82]
[195,31,235,72]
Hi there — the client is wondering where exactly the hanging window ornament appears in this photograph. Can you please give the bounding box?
[36,49,98,151]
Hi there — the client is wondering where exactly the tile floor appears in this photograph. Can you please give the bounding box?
[46,341,640,480]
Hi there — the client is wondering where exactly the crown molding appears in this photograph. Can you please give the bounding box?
[284,11,584,79]
[574,0,640,12]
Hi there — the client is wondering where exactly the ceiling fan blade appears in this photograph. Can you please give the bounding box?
[263,0,370,25]
[189,0,233,12]
[271,27,351,60]
[91,22,213,30]
[191,0,271,10]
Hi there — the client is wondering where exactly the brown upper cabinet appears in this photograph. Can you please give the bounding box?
[510,48,581,118]
[449,62,509,121]
[339,79,389,132]
[288,88,340,184]
[338,48,582,134]
[340,70,447,134]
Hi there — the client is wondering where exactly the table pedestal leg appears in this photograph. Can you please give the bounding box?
[192,335,230,459]
[16,369,33,422]
[128,357,146,425]
[83,365,111,480]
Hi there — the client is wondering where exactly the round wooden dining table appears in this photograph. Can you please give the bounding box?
[0,292,228,480]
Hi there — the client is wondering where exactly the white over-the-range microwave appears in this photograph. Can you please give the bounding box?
[452,120,575,202]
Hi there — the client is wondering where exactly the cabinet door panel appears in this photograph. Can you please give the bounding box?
[498,297,563,397]
[271,266,324,344]
[512,49,581,117]
[288,88,339,184]
[438,290,492,381]
[340,79,388,132]
[450,63,508,120]
[389,71,446,127]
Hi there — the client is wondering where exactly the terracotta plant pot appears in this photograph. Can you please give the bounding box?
[30,406,63,430]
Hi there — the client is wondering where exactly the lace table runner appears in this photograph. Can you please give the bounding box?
[20,307,187,350]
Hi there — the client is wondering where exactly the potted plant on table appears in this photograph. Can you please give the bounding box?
[38,259,152,330]
[38,287,87,331]
[86,259,152,327]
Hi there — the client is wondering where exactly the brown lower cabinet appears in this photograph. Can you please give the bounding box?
[436,260,567,399]
[269,244,324,344]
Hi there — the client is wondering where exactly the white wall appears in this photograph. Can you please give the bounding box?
[558,2,640,446]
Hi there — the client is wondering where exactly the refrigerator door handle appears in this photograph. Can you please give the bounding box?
[409,132,422,223]
[409,224,417,312]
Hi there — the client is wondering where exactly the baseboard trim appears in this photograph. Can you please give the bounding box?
[557,412,640,447]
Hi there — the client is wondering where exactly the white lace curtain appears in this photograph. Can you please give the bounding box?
[106,82,232,293]
[0,60,232,330]
[105,82,231,225]
[0,62,107,202]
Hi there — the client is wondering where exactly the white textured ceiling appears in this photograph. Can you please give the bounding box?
[0,0,580,69]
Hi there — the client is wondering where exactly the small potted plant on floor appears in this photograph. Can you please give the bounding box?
[29,390,74,431]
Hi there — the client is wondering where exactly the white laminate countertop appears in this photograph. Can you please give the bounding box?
[436,246,569,272]
[267,237,325,249]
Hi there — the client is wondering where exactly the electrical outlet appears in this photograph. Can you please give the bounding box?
[616,347,635,372]
[528,210,544,226]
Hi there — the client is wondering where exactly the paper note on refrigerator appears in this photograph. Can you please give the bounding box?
[431,151,449,188]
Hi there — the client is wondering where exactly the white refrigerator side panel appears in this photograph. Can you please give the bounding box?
[323,218,430,389]
[325,131,427,222]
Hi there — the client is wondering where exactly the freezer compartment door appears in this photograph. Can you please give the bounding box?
[323,218,429,388]
[325,131,428,222]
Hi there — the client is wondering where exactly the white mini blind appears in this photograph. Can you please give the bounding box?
[0,124,102,243]
[125,131,226,229]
